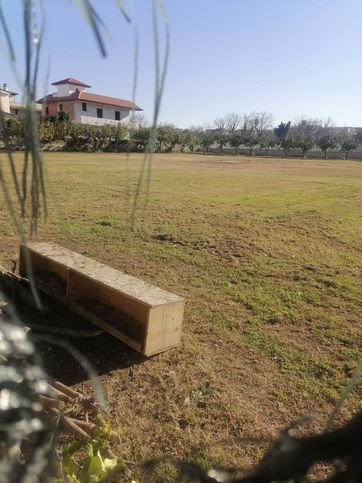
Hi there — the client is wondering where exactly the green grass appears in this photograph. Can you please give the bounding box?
[241,327,342,400]
[0,152,361,480]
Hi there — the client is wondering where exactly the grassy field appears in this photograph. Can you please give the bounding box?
[0,152,361,481]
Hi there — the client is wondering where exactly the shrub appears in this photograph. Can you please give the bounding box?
[155,125,180,152]
[6,117,25,142]
[38,120,56,144]
[130,127,152,151]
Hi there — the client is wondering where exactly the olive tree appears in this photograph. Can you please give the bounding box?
[259,133,276,156]
[229,133,244,155]
[317,136,338,159]
[178,130,189,152]
[341,137,358,159]
[187,131,200,153]
[294,135,313,157]
[244,133,259,156]
[130,127,152,151]
[280,137,296,158]
[155,125,180,152]
[200,131,214,154]
[214,132,228,155]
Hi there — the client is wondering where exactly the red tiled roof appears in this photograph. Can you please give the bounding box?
[79,92,142,110]
[51,78,91,88]
[37,91,142,110]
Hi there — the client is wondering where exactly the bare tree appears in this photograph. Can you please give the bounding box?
[318,117,335,139]
[129,113,149,129]
[224,112,242,132]
[214,116,227,132]
[243,111,273,137]
[188,125,203,134]
[292,117,322,141]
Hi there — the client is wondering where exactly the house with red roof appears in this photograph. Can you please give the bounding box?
[37,78,142,125]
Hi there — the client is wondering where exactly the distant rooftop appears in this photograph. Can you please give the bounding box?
[51,78,91,88]
[0,82,17,96]
[37,91,142,111]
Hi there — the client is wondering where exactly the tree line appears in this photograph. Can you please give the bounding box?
[3,111,362,159]
[201,112,360,159]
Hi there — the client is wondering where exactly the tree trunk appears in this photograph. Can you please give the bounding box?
[324,150,327,159]
[249,147,252,156]
[266,147,269,156]
[345,150,349,159]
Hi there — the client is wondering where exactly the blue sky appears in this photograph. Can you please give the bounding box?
[1,0,362,128]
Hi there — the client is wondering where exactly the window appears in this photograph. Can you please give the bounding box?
[82,102,87,112]
[45,107,49,116]
[59,103,63,112]
[97,108,103,118]
[115,111,120,121]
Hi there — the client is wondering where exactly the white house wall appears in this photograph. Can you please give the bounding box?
[73,101,130,125]
[0,91,10,113]
[54,84,86,97]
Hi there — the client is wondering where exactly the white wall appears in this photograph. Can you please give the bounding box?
[9,102,42,118]
[0,91,10,113]
[54,83,86,97]
[73,101,130,125]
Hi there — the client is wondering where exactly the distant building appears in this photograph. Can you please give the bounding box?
[0,83,41,118]
[37,77,142,125]
[327,126,356,137]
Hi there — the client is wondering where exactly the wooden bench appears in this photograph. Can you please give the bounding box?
[19,242,184,356]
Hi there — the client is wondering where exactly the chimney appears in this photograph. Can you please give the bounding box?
[3,83,8,91]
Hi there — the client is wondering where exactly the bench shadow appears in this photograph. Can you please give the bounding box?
[34,332,146,386]
[13,298,146,386]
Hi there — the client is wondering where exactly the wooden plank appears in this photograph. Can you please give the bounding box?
[68,268,151,323]
[97,283,150,324]
[67,269,99,303]
[144,301,184,355]
[71,299,144,353]
[24,242,183,308]
[20,246,68,280]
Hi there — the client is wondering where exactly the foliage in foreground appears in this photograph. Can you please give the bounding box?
[61,416,123,483]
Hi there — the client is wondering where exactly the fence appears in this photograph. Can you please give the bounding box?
[206,146,362,159]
